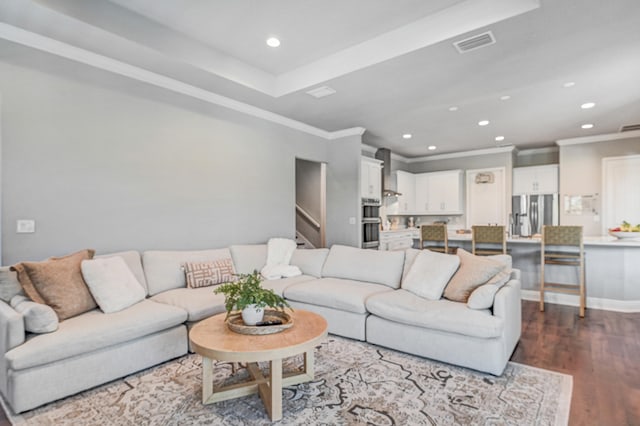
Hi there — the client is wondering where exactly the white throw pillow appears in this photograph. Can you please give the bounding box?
[81,257,146,313]
[10,294,58,333]
[467,272,512,310]
[402,250,460,300]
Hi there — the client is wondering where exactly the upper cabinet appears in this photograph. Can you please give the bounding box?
[415,170,463,214]
[513,164,558,195]
[394,170,416,213]
[360,157,382,200]
[388,169,463,215]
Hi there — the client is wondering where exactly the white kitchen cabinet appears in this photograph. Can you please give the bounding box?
[360,157,382,200]
[513,165,558,195]
[415,170,463,215]
[392,170,415,214]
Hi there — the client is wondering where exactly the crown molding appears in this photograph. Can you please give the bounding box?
[556,129,640,146]
[328,127,366,140]
[0,23,366,142]
[405,145,515,163]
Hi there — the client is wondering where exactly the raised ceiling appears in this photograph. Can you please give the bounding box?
[1,0,639,157]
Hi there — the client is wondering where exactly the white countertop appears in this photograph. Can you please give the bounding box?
[382,228,640,247]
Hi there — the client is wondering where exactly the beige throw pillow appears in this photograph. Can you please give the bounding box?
[184,258,235,288]
[11,249,97,320]
[443,248,505,303]
[467,255,513,309]
[402,250,460,300]
[81,257,146,313]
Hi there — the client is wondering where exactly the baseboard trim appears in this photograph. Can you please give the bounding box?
[521,290,640,313]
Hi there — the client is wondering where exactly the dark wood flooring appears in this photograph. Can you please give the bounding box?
[512,300,640,426]
[1,300,638,425]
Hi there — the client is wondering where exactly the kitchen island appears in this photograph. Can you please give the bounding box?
[382,228,640,312]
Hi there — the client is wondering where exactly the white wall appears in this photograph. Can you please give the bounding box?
[0,60,361,264]
[559,136,640,235]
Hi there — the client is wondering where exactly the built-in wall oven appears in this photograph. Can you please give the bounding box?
[362,198,381,249]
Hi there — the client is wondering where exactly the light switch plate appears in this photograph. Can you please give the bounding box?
[17,220,35,233]
[348,217,356,225]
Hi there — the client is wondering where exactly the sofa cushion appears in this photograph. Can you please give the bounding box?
[402,250,460,300]
[81,257,146,314]
[183,259,235,288]
[10,295,58,334]
[321,245,404,288]
[142,249,231,296]
[151,287,227,322]
[284,277,393,314]
[5,300,187,370]
[366,289,504,339]
[290,249,329,278]
[443,249,506,303]
[96,250,148,295]
[11,249,97,320]
[0,266,24,303]
[401,248,421,284]
[262,275,316,297]
[229,244,267,274]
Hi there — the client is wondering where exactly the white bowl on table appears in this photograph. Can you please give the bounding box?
[609,231,640,239]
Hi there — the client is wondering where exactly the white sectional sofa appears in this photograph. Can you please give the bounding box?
[0,243,521,413]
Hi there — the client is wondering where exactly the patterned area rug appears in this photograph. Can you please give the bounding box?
[5,337,572,425]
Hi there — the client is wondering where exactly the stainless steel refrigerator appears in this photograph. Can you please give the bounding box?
[511,194,559,237]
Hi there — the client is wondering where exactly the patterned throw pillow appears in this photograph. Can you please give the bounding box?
[183,259,235,289]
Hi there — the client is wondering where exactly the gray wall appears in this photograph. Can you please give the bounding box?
[559,136,640,236]
[326,135,361,247]
[0,60,361,265]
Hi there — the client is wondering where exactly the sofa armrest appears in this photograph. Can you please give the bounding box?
[492,279,522,357]
[0,300,25,353]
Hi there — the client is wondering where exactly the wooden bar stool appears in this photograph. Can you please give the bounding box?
[420,224,456,254]
[471,225,507,255]
[540,225,585,317]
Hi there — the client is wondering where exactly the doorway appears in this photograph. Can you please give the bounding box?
[295,158,326,248]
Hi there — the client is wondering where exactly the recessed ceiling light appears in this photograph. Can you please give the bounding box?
[563,81,576,88]
[495,136,505,141]
[428,145,437,150]
[500,95,511,101]
[581,123,594,129]
[478,120,490,126]
[402,133,412,139]
[449,106,458,112]
[581,102,596,109]
[266,37,281,47]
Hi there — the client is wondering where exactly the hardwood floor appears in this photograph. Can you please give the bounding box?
[512,300,640,426]
[1,300,638,425]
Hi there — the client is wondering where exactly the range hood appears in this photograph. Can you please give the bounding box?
[374,148,402,197]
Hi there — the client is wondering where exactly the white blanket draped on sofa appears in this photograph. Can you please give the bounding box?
[260,238,302,280]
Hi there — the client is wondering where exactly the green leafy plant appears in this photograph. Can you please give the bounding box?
[214,271,291,319]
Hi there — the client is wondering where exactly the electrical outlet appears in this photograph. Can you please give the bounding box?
[17,220,35,233]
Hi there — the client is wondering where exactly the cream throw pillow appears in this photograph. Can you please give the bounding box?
[81,257,146,313]
[402,250,460,300]
[443,249,505,303]
[10,294,58,333]
[467,255,513,309]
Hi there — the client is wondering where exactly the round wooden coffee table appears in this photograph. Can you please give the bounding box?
[189,309,328,421]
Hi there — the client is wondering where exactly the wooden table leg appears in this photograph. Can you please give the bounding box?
[202,357,213,404]
[259,358,283,421]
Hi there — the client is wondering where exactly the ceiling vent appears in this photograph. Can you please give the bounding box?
[306,86,336,99]
[619,123,640,132]
[453,31,496,53]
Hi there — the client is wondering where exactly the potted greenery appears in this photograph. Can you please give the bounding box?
[214,271,291,325]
